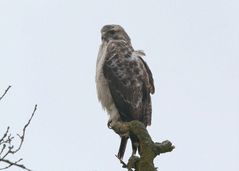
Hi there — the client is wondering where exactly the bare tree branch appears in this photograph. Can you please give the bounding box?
[0,158,31,171]
[112,121,175,171]
[0,86,11,101]
[0,128,10,145]
[0,104,37,171]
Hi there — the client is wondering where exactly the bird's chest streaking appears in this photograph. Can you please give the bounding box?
[96,24,155,160]
[96,42,120,124]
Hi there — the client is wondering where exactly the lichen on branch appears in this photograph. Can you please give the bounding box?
[112,121,174,171]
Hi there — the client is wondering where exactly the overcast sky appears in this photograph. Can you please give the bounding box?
[0,0,239,171]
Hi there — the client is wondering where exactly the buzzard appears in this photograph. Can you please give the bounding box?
[96,25,155,159]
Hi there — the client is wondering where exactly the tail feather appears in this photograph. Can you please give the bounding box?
[117,136,128,159]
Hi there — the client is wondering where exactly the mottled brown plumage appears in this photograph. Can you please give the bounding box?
[96,24,155,159]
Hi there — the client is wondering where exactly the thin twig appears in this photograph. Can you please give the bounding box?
[0,105,37,171]
[15,104,37,153]
[115,155,128,168]
[0,127,10,144]
[0,158,31,171]
[0,86,11,101]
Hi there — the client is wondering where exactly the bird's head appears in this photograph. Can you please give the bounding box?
[101,24,131,43]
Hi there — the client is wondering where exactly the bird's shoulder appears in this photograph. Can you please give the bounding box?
[104,40,133,59]
[102,40,154,94]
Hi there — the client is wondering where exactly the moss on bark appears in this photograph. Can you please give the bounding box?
[112,121,174,171]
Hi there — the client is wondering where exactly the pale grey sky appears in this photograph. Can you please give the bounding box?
[0,0,239,171]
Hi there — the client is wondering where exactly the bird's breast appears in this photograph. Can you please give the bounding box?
[95,44,120,122]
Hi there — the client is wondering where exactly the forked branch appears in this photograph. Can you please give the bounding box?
[0,86,37,170]
[112,121,174,171]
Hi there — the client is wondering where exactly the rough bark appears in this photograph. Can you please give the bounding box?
[112,121,174,171]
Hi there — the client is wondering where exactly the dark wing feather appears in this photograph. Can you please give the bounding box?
[138,57,155,94]
[138,56,155,125]
[103,41,154,126]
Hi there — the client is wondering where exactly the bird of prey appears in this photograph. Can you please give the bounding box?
[95,24,155,159]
